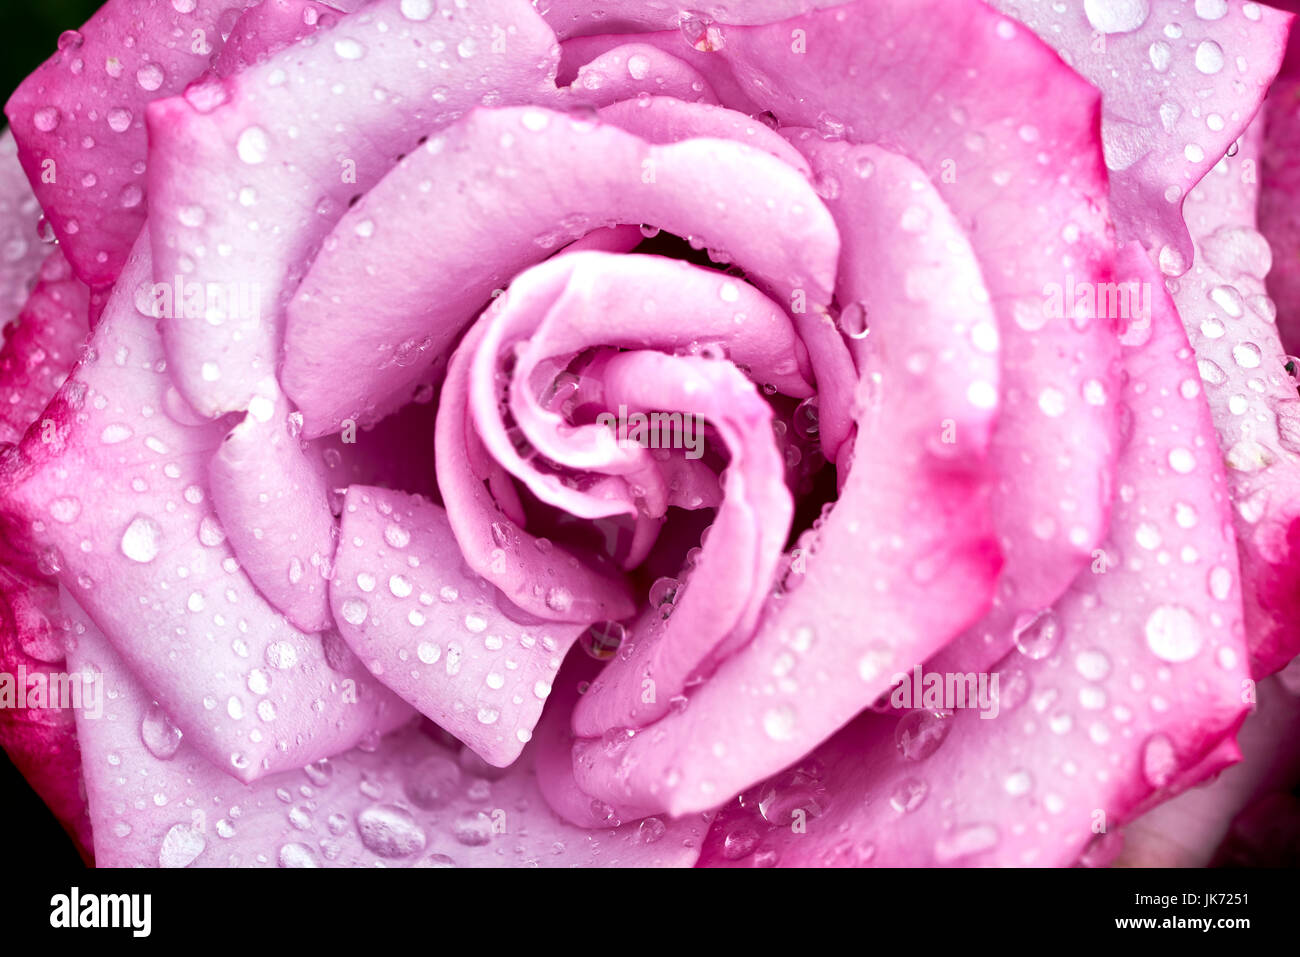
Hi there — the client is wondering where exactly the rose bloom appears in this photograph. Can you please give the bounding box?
[1,0,1300,870]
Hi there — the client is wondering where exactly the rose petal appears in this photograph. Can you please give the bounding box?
[0,129,47,328]
[330,485,588,766]
[145,0,561,416]
[597,96,809,172]
[0,250,89,445]
[213,0,348,76]
[469,251,812,517]
[698,257,1252,866]
[990,0,1293,277]
[1115,674,1300,866]
[63,593,704,867]
[540,0,844,39]
[0,509,92,861]
[208,384,335,632]
[1,237,412,781]
[4,0,260,286]
[561,163,1006,816]
[437,317,639,624]
[1171,112,1300,675]
[562,43,719,106]
[569,349,792,733]
[1261,78,1300,351]
[283,106,847,453]
[558,34,763,113]
[686,0,1123,626]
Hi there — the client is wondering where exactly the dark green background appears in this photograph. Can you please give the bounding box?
[2,0,102,105]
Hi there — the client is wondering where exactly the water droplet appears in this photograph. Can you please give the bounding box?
[405,754,462,809]
[889,776,929,813]
[1194,39,1225,74]
[1083,0,1150,33]
[763,705,797,741]
[451,811,493,846]
[1012,608,1062,660]
[136,62,165,91]
[1144,605,1203,662]
[1141,733,1178,787]
[399,0,433,20]
[236,126,269,165]
[106,107,133,133]
[33,108,61,133]
[580,620,625,660]
[141,702,183,759]
[278,842,317,867]
[120,514,163,563]
[356,804,426,858]
[57,29,85,52]
[158,824,205,867]
[333,38,366,60]
[340,598,369,625]
[894,709,953,761]
[722,825,760,860]
[638,817,666,844]
[1231,342,1261,369]
[838,301,869,340]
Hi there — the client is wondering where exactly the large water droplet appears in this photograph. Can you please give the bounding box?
[580,620,625,660]
[894,709,953,761]
[158,823,205,867]
[1012,608,1062,660]
[1141,733,1178,787]
[1144,605,1203,662]
[356,804,427,858]
[120,514,162,563]
[1083,0,1150,34]
[236,126,269,165]
[140,702,183,759]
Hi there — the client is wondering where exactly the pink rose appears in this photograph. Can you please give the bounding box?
[2,0,1299,869]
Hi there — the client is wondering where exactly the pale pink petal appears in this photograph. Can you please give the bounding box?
[146,0,561,416]
[569,349,791,733]
[1115,674,1300,866]
[686,0,1122,623]
[469,251,812,518]
[562,43,719,106]
[208,386,335,632]
[561,158,1005,817]
[597,96,810,173]
[4,0,259,286]
[1,238,412,782]
[213,0,347,76]
[699,259,1252,866]
[283,106,847,452]
[558,34,763,113]
[64,595,704,867]
[1261,78,1300,351]
[436,317,639,624]
[0,129,47,328]
[1172,112,1300,675]
[540,0,844,39]
[330,485,587,766]
[0,250,89,445]
[990,0,1293,277]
